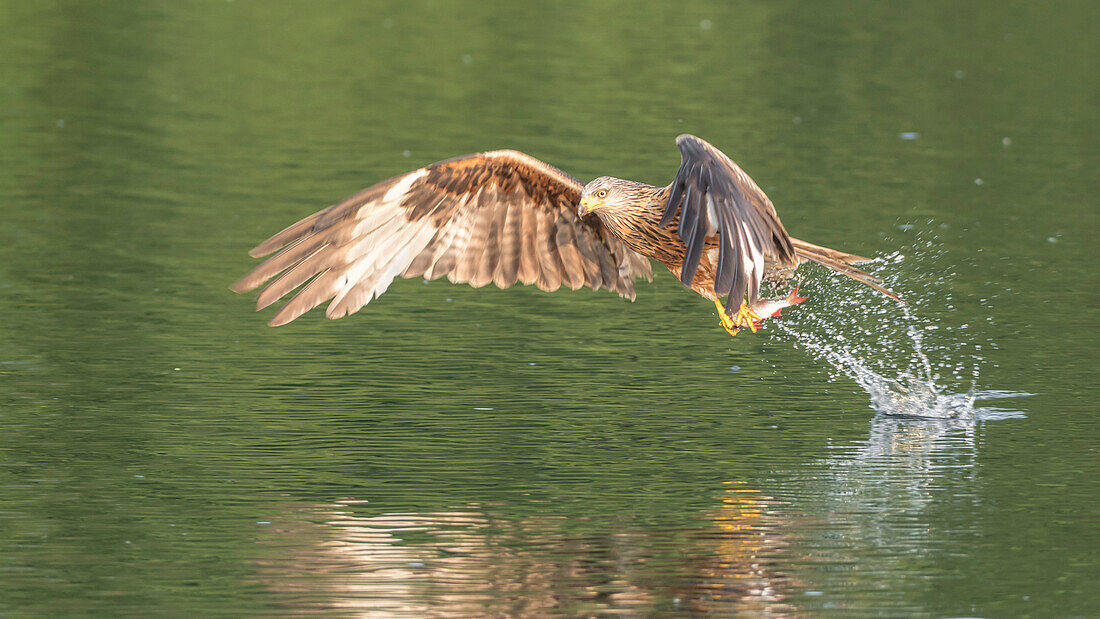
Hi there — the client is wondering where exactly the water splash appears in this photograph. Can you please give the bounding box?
[771,228,1029,420]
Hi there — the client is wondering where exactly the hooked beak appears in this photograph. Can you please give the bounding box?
[578,197,598,217]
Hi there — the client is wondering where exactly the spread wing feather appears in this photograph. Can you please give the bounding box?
[661,135,798,307]
[232,150,652,326]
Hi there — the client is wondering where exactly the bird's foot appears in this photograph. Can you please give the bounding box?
[719,316,741,337]
[732,299,764,333]
[715,299,763,337]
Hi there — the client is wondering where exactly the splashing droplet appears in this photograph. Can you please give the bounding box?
[770,230,1029,419]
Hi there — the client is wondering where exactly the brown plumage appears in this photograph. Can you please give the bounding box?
[232,135,898,334]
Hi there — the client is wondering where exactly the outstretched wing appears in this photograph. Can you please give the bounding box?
[232,150,653,326]
[660,134,797,305]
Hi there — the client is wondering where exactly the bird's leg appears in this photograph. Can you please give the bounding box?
[715,298,763,337]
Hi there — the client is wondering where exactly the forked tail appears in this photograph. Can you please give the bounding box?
[790,238,903,302]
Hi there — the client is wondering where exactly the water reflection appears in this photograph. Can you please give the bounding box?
[777,395,1027,609]
[673,482,798,615]
[253,394,1029,615]
[258,484,800,616]
[805,393,1025,511]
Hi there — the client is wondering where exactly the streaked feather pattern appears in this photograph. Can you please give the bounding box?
[231,150,653,325]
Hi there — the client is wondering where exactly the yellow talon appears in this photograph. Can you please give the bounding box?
[715,298,763,337]
[733,299,763,334]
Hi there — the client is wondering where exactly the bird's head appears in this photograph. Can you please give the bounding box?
[578,176,621,217]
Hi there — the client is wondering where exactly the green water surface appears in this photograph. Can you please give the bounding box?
[1,1,1097,616]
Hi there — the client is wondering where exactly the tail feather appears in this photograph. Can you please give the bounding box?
[790,238,903,302]
[791,238,870,265]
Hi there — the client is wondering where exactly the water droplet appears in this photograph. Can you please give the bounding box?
[699,19,712,30]
[768,238,1029,420]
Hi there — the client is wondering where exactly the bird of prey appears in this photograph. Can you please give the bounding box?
[232,134,898,335]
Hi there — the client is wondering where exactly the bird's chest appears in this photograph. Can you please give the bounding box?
[674,248,721,300]
[600,211,722,299]
[602,212,685,263]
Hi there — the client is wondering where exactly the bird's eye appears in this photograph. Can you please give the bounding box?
[596,189,608,198]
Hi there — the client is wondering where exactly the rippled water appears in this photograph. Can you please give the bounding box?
[2,1,1097,616]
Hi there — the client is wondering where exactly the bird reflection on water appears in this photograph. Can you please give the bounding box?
[254,486,798,616]
[251,392,1026,616]
[673,482,799,615]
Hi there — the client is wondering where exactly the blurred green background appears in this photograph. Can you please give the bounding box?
[0,1,1096,615]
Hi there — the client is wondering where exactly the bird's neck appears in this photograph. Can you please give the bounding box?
[595,182,684,262]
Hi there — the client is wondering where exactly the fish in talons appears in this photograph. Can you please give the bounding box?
[717,287,807,336]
